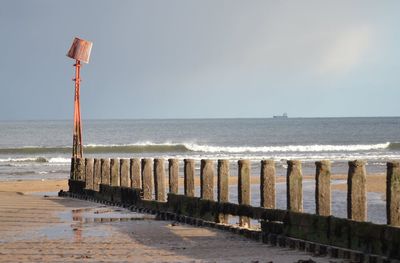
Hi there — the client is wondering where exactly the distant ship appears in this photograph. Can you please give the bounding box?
[273,113,288,119]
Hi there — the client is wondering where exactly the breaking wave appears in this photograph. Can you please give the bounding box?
[388,142,400,150]
[0,143,189,155]
[0,157,71,164]
[0,157,49,163]
[0,142,394,156]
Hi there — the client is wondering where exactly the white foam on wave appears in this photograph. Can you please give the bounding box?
[184,142,390,153]
[48,157,70,163]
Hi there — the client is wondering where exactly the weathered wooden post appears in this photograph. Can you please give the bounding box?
[130,158,141,189]
[238,159,251,227]
[287,160,303,212]
[85,158,94,190]
[184,159,195,197]
[260,160,275,209]
[93,158,101,191]
[347,160,367,221]
[100,158,110,185]
[120,159,130,188]
[75,158,85,181]
[154,158,166,202]
[200,160,214,200]
[70,158,76,180]
[110,158,120,187]
[217,159,229,223]
[387,161,400,226]
[141,159,153,200]
[168,159,179,194]
[315,160,331,216]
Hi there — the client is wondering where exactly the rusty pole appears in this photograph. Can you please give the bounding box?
[72,60,83,158]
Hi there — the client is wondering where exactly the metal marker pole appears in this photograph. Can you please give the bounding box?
[72,60,83,158]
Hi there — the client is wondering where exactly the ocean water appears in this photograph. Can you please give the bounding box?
[1,118,399,181]
[1,118,397,224]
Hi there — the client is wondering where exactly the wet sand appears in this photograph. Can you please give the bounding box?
[0,181,339,262]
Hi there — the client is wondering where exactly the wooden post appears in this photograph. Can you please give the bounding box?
[70,157,76,180]
[217,159,229,223]
[75,158,85,181]
[287,160,303,212]
[120,159,130,188]
[315,160,331,216]
[110,158,120,187]
[130,158,141,189]
[100,158,110,185]
[85,158,94,190]
[347,160,367,221]
[387,161,400,226]
[93,158,101,191]
[154,158,166,202]
[184,159,195,197]
[141,159,153,200]
[168,158,179,194]
[200,160,214,200]
[260,160,275,209]
[238,159,250,227]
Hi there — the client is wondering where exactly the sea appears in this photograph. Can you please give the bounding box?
[1,117,399,223]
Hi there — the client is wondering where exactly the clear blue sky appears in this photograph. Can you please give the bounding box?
[0,0,399,120]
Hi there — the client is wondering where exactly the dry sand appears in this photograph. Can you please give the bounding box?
[331,173,386,194]
[0,179,68,194]
[0,180,341,262]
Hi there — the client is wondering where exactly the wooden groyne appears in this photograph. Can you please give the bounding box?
[63,158,400,261]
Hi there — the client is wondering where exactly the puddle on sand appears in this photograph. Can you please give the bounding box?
[10,206,156,242]
[28,191,59,197]
[59,206,157,224]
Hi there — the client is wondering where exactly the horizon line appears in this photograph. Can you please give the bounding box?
[0,115,399,122]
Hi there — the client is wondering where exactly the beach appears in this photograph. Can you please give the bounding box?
[0,175,387,262]
[0,179,342,263]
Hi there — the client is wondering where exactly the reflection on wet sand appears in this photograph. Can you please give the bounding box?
[0,191,336,262]
[60,206,158,242]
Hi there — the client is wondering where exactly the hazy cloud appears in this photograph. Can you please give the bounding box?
[318,26,373,74]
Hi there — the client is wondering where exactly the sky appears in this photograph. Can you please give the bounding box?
[0,0,399,120]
